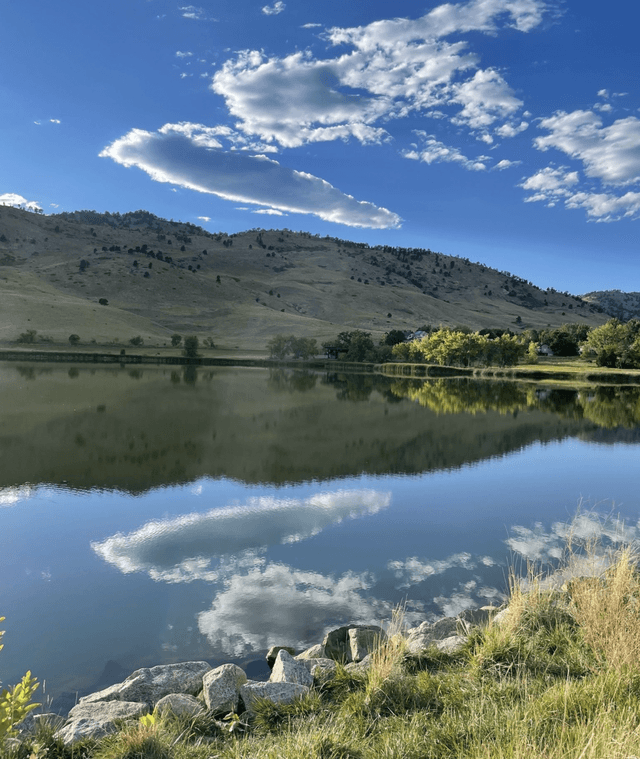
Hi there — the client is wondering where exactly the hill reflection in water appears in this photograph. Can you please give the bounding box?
[1,364,638,493]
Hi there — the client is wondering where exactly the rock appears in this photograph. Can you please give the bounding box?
[457,607,498,634]
[202,664,247,715]
[155,693,204,718]
[298,658,338,680]
[405,617,459,654]
[240,681,310,712]
[80,661,211,708]
[434,635,467,654]
[323,625,384,663]
[295,644,326,660]
[491,608,511,627]
[266,646,296,669]
[348,626,386,662]
[345,655,372,674]
[16,712,65,735]
[56,701,148,745]
[270,650,313,687]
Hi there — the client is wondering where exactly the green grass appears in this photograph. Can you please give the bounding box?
[9,540,640,759]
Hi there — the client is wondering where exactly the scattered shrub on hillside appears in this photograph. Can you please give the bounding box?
[170,334,182,347]
[69,334,80,346]
[129,336,144,347]
[98,298,108,306]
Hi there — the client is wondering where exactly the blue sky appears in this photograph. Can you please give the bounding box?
[2,0,638,294]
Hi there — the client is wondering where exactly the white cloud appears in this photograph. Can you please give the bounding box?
[451,68,522,131]
[100,123,401,228]
[50,118,61,124]
[403,133,488,171]
[495,120,528,138]
[594,102,613,113]
[179,73,192,79]
[493,158,521,170]
[519,166,579,205]
[597,88,609,98]
[301,22,322,29]
[176,51,193,58]
[0,486,33,507]
[210,0,548,150]
[534,110,640,186]
[180,5,216,20]
[262,1,285,15]
[565,190,640,222]
[197,215,211,222]
[91,489,392,582]
[254,208,285,215]
[197,562,389,656]
[0,193,42,211]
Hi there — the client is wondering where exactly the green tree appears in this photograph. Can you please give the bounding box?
[129,335,144,346]
[383,329,406,347]
[171,334,182,347]
[267,334,291,360]
[69,334,80,346]
[183,335,199,358]
[582,319,640,368]
[289,337,318,359]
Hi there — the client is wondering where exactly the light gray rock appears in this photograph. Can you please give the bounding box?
[154,693,204,718]
[491,608,511,627]
[240,681,310,712]
[202,664,247,715]
[16,712,65,736]
[457,607,498,634]
[298,657,338,679]
[405,617,459,654]
[295,643,326,660]
[79,661,211,708]
[323,625,384,663]
[266,646,296,669]
[56,701,148,745]
[434,635,467,654]
[348,626,386,662]
[269,650,313,687]
[344,654,372,674]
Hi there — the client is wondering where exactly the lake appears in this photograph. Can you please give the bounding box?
[1,363,639,713]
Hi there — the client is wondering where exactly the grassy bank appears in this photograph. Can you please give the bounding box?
[10,538,640,759]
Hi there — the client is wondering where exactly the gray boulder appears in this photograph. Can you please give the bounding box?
[79,661,211,708]
[323,625,384,663]
[295,643,326,660]
[457,607,498,634]
[55,701,148,745]
[270,650,313,687]
[240,681,309,712]
[154,693,204,718]
[16,712,65,736]
[202,664,247,715]
[266,646,296,670]
[348,626,385,662]
[434,635,467,654]
[298,657,338,680]
[345,654,372,674]
[405,617,459,654]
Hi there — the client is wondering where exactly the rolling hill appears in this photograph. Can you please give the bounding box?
[0,205,610,351]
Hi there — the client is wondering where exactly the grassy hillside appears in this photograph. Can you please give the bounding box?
[0,206,608,351]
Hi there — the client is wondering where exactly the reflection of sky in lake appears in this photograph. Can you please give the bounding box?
[2,440,640,704]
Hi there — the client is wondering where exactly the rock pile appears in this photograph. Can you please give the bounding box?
[19,608,497,745]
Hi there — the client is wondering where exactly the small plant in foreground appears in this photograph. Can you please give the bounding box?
[0,616,40,742]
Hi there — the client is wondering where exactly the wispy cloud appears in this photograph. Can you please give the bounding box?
[91,489,392,582]
[100,123,401,228]
[179,5,216,21]
[262,1,285,15]
[176,51,193,58]
[211,0,549,149]
[403,133,489,171]
[521,107,640,220]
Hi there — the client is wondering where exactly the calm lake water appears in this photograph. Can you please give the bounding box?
[1,363,639,712]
